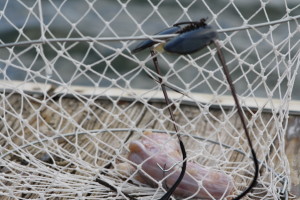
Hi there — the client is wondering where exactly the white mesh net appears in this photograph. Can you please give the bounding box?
[0,0,300,199]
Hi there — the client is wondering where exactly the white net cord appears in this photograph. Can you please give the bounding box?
[0,0,300,199]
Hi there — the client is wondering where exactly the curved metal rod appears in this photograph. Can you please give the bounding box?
[150,49,187,200]
[213,40,259,200]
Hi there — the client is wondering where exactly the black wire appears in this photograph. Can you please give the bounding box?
[145,73,186,95]
[132,22,259,199]
[160,140,187,200]
[150,50,187,200]
[213,40,259,199]
[150,50,179,133]
[175,18,208,34]
[173,18,207,27]
[95,177,137,200]
[149,42,259,199]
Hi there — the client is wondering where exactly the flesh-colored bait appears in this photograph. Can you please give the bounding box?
[117,131,234,199]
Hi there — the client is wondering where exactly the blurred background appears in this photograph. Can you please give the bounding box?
[0,0,299,99]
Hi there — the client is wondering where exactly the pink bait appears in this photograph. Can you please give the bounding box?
[120,131,234,199]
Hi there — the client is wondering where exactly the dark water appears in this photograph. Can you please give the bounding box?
[0,0,299,99]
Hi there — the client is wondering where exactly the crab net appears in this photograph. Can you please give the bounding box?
[0,0,300,199]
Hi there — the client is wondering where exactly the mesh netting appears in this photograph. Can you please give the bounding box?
[0,0,300,199]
